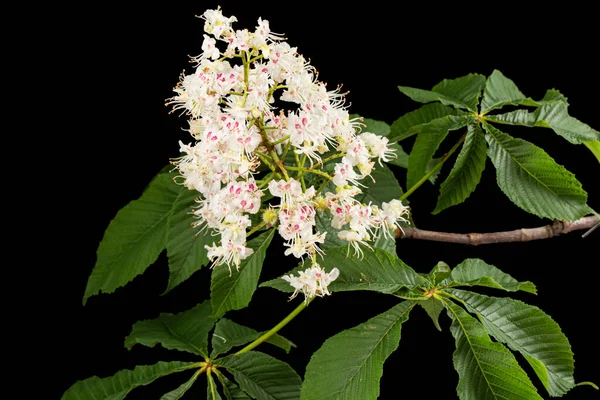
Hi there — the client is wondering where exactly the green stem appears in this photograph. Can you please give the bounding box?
[286,166,333,180]
[236,299,311,355]
[400,132,467,202]
[272,134,291,146]
[319,152,345,165]
[246,220,267,237]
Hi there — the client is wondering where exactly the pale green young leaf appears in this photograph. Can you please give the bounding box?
[216,351,302,400]
[261,247,427,295]
[160,370,201,400]
[211,318,295,358]
[83,170,181,304]
[406,114,473,189]
[433,123,487,215]
[443,299,543,399]
[427,261,451,285]
[584,140,600,163]
[486,101,600,144]
[480,69,538,113]
[210,229,275,318]
[417,297,445,331]
[61,361,201,400]
[448,289,575,396]
[485,123,593,221]
[300,302,414,400]
[441,258,537,293]
[164,186,211,294]
[124,300,215,357]
[398,73,486,112]
[389,103,465,142]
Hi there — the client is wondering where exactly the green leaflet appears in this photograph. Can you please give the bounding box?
[83,169,181,304]
[164,184,211,294]
[124,300,216,358]
[417,297,445,331]
[214,370,252,400]
[61,361,201,400]
[441,258,537,293]
[160,370,201,400]
[389,103,465,143]
[300,301,414,400]
[210,229,275,318]
[216,351,302,400]
[356,162,404,205]
[261,247,427,294]
[584,140,600,163]
[398,73,486,112]
[448,289,575,396]
[406,114,473,190]
[443,299,543,399]
[486,101,600,144]
[484,123,592,221]
[211,318,295,358]
[433,123,487,214]
[207,372,223,400]
[480,69,538,113]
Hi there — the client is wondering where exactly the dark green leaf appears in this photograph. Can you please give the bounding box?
[124,300,215,358]
[449,289,575,396]
[433,123,487,214]
[385,142,409,169]
[300,302,414,400]
[160,370,201,400]
[61,361,201,400]
[210,229,275,318]
[441,258,536,293]
[480,69,538,113]
[389,103,464,142]
[443,299,543,399]
[211,318,295,358]
[406,114,473,189]
[207,372,223,400]
[83,170,181,304]
[427,261,451,285]
[356,163,404,205]
[214,370,252,400]
[216,351,302,400]
[485,123,593,221]
[486,102,600,144]
[358,117,391,137]
[163,186,211,294]
[398,73,486,112]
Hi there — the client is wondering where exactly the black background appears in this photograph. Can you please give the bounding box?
[47,2,599,399]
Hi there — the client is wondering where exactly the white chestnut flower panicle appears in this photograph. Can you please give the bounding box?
[282,264,340,304]
[166,7,409,274]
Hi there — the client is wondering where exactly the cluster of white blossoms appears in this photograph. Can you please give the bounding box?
[282,265,340,304]
[167,8,411,286]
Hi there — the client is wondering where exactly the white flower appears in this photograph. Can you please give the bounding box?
[282,264,340,303]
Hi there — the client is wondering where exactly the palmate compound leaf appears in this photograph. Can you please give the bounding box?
[61,361,201,400]
[485,101,600,145]
[442,299,544,400]
[440,258,537,294]
[124,300,215,358]
[406,114,474,190]
[163,181,212,294]
[260,247,428,295]
[300,301,414,400]
[398,73,486,112]
[211,318,295,358]
[432,123,487,215]
[83,169,182,304]
[484,122,593,221]
[210,228,275,318]
[215,351,302,400]
[447,289,575,396]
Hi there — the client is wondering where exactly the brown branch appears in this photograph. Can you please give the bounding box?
[395,215,599,245]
